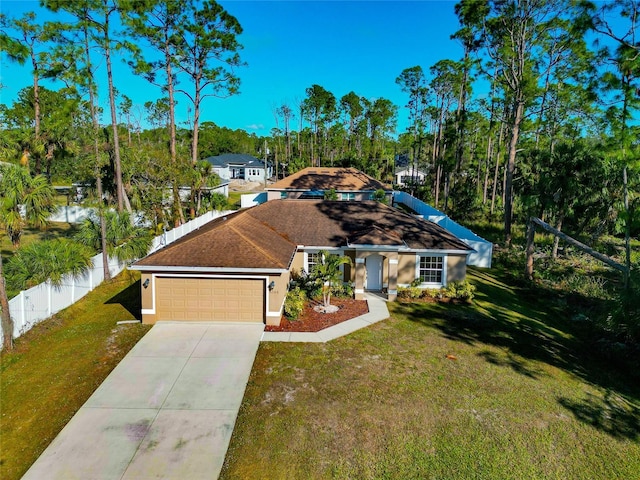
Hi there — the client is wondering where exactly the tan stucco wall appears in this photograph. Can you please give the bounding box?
[398,253,417,285]
[267,272,289,326]
[140,273,157,323]
[291,251,305,275]
[447,254,467,282]
[344,250,356,282]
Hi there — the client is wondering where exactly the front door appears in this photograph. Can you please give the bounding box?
[365,254,383,291]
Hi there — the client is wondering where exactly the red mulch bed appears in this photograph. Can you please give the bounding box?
[265,298,369,332]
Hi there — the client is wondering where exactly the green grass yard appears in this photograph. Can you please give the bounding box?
[220,268,640,479]
[1,264,638,479]
[0,272,151,480]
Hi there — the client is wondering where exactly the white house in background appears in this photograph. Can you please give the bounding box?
[203,153,273,182]
[395,166,428,186]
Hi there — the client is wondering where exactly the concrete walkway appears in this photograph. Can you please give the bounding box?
[22,322,265,480]
[22,294,389,480]
[262,292,389,343]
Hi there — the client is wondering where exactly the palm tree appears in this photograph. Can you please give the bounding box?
[0,164,54,247]
[309,250,352,309]
[0,163,55,350]
[5,239,94,291]
[75,210,153,264]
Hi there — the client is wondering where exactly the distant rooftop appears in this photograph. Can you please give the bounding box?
[267,167,391,192]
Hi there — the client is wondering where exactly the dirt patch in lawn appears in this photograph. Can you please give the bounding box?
[265,298,369,332]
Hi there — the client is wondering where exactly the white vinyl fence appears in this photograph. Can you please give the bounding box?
[3,209,234,345]
[393,191,493,268]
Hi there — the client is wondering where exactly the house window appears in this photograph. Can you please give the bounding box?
[418,256,444,284]
[307,252,322,273]
[340,192,355,201]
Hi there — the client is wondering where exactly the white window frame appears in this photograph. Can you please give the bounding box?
[415,254,446,287]
[305,251,322,274]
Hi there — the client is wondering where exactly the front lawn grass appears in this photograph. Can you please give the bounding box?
[0,271,151,480]
[221,267,640,480]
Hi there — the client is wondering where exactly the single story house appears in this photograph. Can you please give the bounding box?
[395,166,428,186]
[266,167,393,203]
[203,153,272,182]
[131,199,474,326]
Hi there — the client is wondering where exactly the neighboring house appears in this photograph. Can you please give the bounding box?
[203,153,272,182]
[131,199,474,326]
[266,167,393,203]
[395,167,428,186]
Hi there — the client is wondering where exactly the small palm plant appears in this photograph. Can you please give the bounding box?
[309,250,352,311]
[5,239,94,291]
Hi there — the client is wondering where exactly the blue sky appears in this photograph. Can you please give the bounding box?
[1,1,468,137]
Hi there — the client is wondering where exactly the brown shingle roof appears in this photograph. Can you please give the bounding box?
[134,209,296,270]
[133,200,472,270]
[347,226,405,246]
[248,200,472,250]
[267,167,391,192]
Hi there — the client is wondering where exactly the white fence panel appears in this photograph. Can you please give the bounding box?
[73,268,94,302]
[2,209,234,347]
[394,191,493,268]
[49,206,95,223]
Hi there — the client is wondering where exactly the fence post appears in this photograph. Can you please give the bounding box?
[20,291,25,332]
[47,281,52,316]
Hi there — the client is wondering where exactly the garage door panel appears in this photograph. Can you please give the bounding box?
[156,277,264,323]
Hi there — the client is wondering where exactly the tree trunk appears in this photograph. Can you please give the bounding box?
[530,217,628,274]
[31,47,42,175]
[104,13,125,214]
[85,23,111,281]
[525,218,536,281]
[0,255,14,350]
[504,98,524,247]
[551,214,563,259]
[623,165,631,289]
[490,115,506,215]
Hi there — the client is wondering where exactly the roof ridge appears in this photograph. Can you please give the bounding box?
[228,218,290,268]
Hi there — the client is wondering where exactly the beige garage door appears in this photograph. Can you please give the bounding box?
[156,277,264,322]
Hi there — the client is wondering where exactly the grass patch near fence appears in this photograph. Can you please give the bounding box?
[221,267,640,480]
[1,222,79,262]
[0,271,150,480]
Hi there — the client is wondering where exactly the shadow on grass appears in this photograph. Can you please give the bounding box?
[105,279,142,320]
[395,268,640,439]
[558,392,640,441]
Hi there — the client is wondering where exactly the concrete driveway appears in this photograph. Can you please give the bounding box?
[22,322,264,480]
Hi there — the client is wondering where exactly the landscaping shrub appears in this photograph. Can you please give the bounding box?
[397,286,422,299]
[398,281,476,302]
[331,282,354,298]
[284,287,306,320]
[420,288,442,300]
[443,280,477,302]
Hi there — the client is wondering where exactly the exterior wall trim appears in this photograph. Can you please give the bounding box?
[130,265,288,274]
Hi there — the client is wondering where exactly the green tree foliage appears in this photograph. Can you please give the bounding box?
[308,250,352,308]
[1,86,89,180]
[0,164,55,247]
[75,210,153,264]
[0,164,55,350]
[5,239,93,292]
[169,0,245,167]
